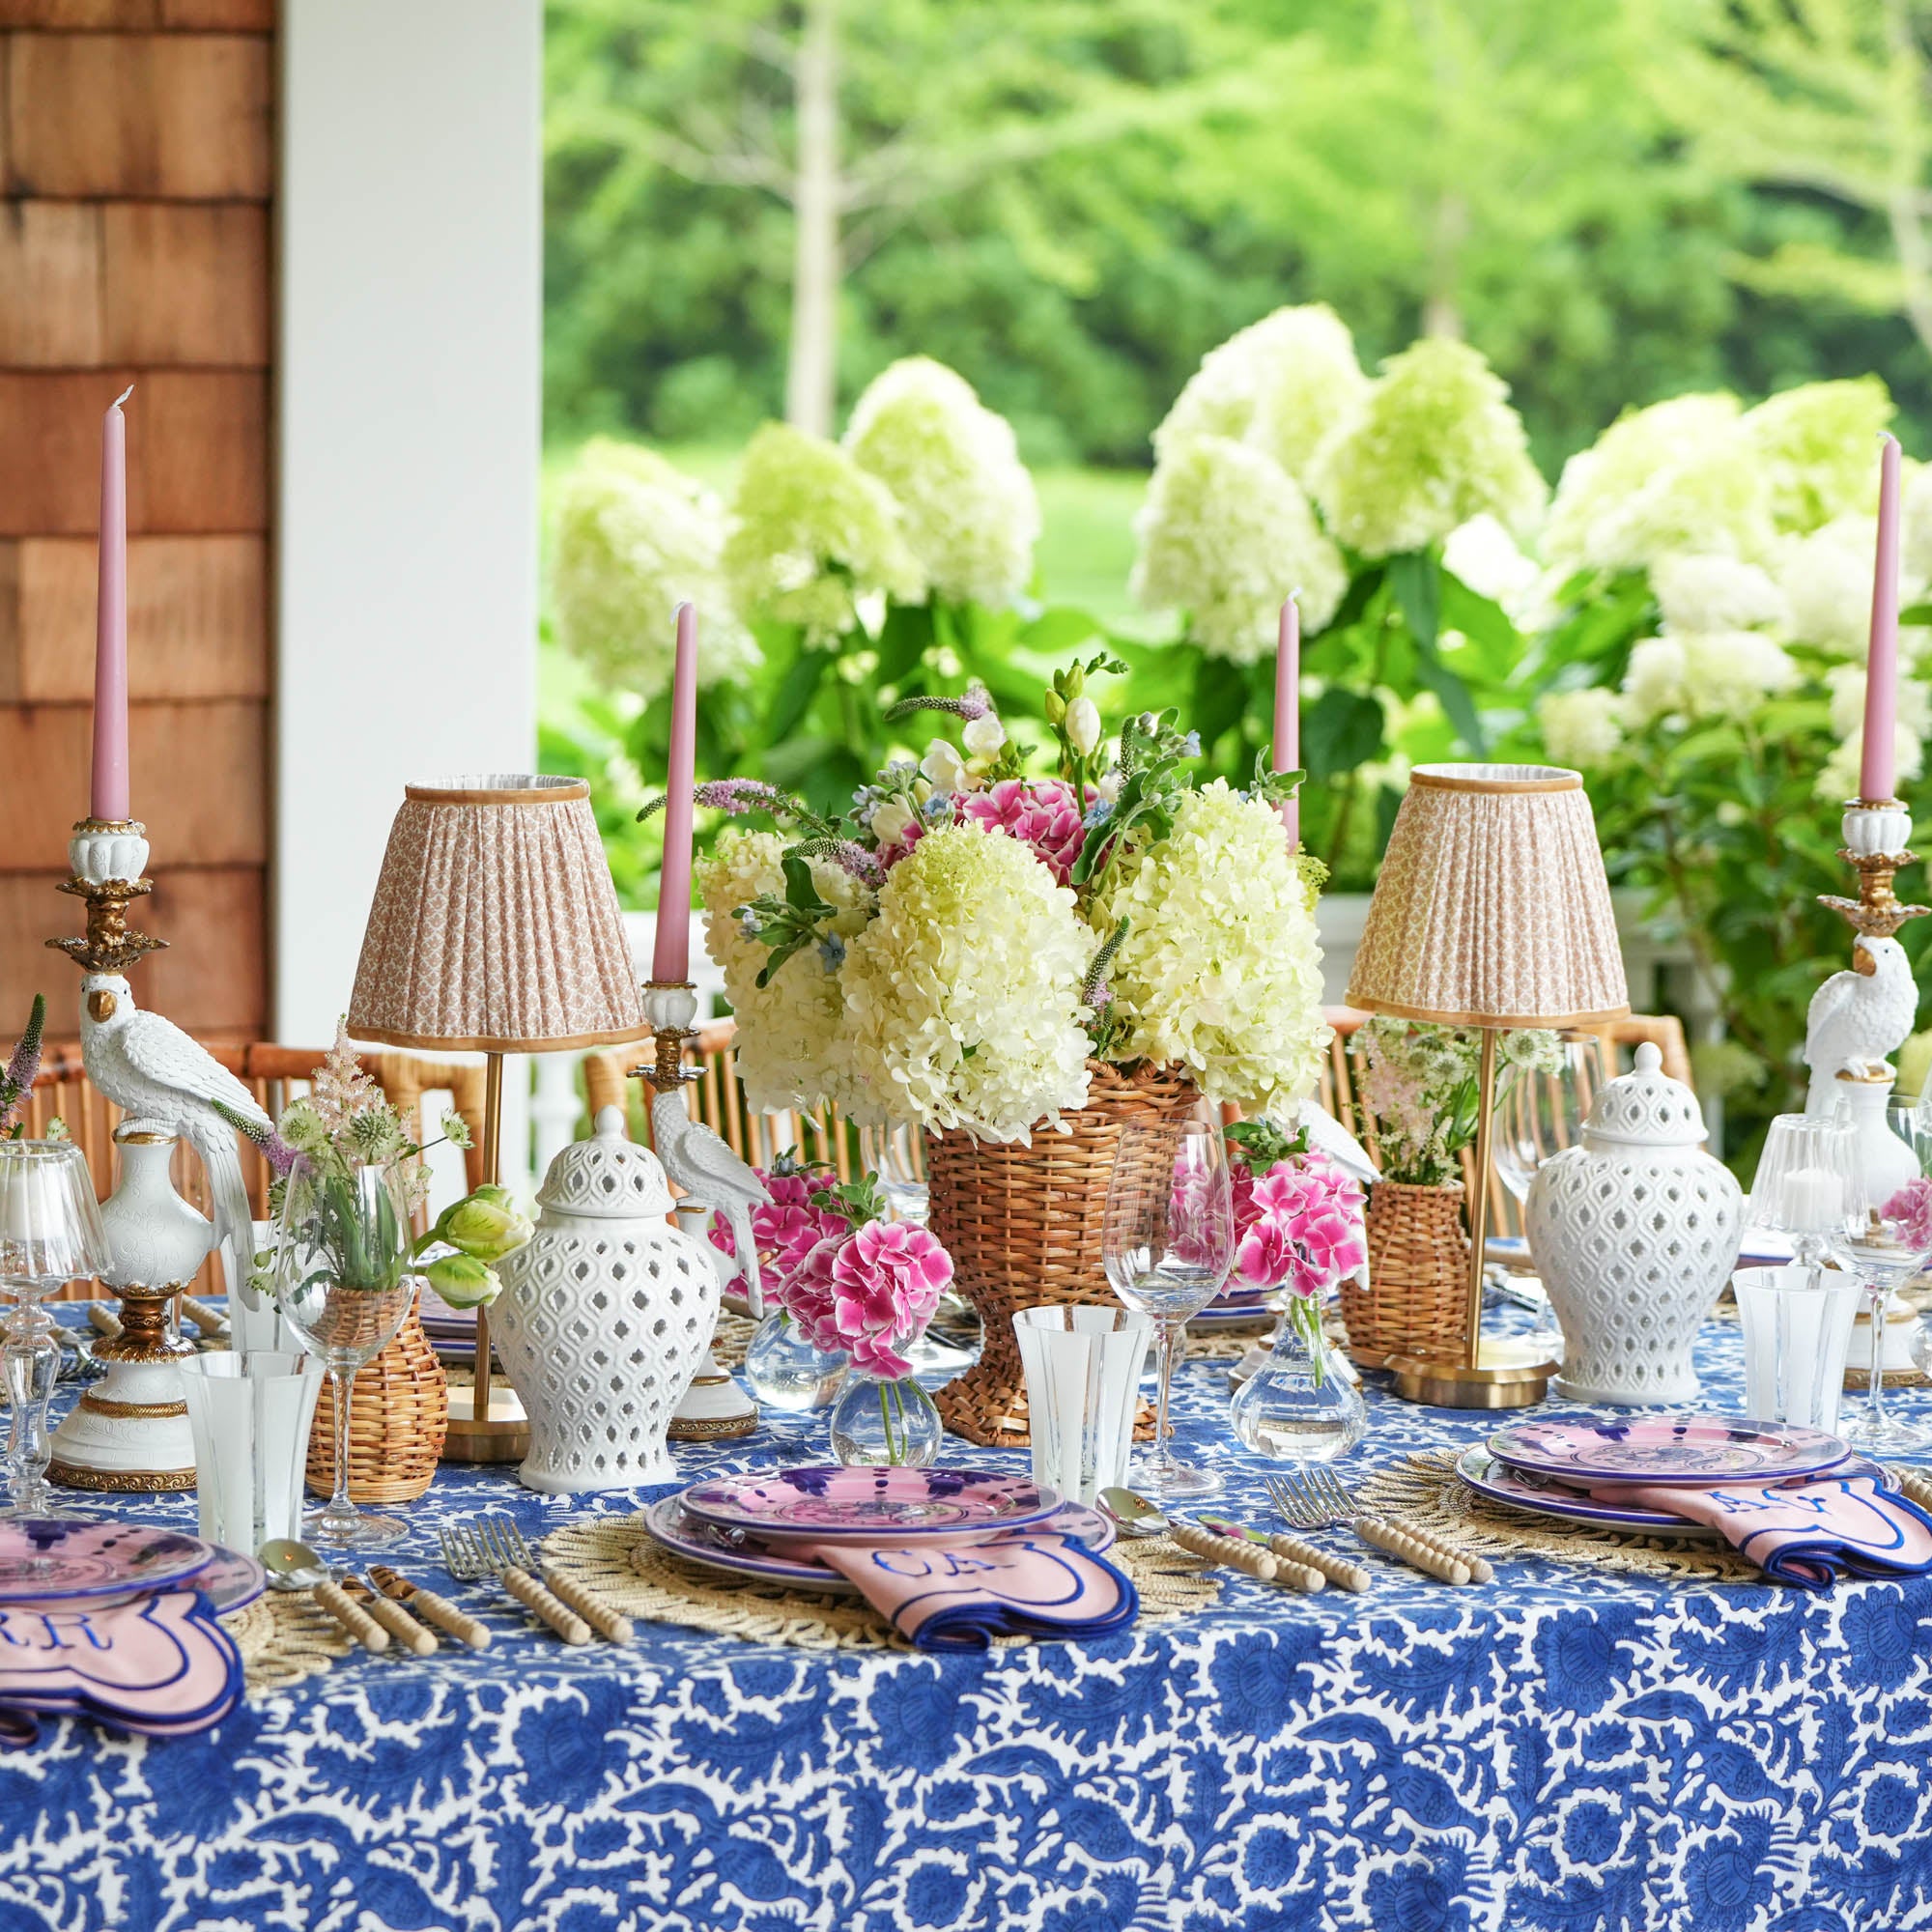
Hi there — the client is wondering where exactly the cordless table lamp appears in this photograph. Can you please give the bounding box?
[1345,764,1629,1407]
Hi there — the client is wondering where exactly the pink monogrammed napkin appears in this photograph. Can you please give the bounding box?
[1595,1470,1932,1588]
[0,1590,244,1743]
[798,1533,1138,1650]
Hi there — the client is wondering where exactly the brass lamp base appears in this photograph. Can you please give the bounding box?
[1387,1336,1558,1409]
[442,1383,530,1463]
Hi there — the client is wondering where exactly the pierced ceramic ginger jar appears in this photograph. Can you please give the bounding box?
[1526,1043,1743,1406]
[492,1107,719,1493]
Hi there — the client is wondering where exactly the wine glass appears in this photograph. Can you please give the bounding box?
[1831,1107,1932,1455]
[1492,1033,1600,1333]
[1102,1121,1234,1503]
[273,1161,421,1550]
[1745,1114,1859,1272]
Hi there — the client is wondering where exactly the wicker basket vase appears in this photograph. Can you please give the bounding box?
[1343,1179,1470,1370]
[929,1060,1201,1448]
[305,1298,448,1503]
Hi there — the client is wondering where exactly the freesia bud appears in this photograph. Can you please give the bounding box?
[921,741,971,796]
[1066,696,1103,756]
[1043,691,1066,725]
[869,800,917,846]
[962,715,1006,758]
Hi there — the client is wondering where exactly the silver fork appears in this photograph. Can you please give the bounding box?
[439,1520,592,1644]
[489,1520,634,1644]
[1267,1471,1490,1584]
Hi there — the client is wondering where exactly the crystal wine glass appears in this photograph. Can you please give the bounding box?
[273,1161,421,1550]
[1492,1033,1601,1333]
[1102,1120,1234,1503]
[1745,1114,1859,1272]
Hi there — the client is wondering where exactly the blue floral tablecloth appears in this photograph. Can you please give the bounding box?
[4,1317,1930,1932]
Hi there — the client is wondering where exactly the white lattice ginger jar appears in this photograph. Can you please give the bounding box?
[1526,1042,1744,1406]
[492,1107,719,1493]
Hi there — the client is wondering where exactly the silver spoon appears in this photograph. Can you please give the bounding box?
[259,1538,390,1652]
[1098,1487,1171,1538]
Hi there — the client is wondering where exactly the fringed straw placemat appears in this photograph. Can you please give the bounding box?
[231,1591,355,1695]
[542,1514,1222,1652]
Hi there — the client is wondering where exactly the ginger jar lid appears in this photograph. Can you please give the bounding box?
[1581,1041,1707,1149]
[535,1106,675,1218]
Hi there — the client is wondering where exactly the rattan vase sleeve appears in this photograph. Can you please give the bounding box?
[305,1300,449,1504]
[929,1061,1200,1448]
[1342,1180,1470,1371]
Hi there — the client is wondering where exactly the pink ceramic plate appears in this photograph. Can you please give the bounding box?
[1489,1415,1849,1488]
[0,1518,215,1605]
[680,1466,1061,1544]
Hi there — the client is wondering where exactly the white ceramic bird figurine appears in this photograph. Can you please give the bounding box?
[1295,1097,1381,1187]
[79,972,273,1309]
[1804,936,1920,1116]
[651,1087,771,1317]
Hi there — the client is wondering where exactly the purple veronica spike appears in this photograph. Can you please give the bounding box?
[797,838,882,888]
[0,994,46,1133]
[639,778,804,824]
[883,691,993,724]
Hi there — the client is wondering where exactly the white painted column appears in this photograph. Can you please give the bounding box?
[274,0,542,1046]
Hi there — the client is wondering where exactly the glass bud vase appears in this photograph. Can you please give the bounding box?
[1230,1295,1367,1463]
[744,1312,847,1442]
[829,1370,944,1467]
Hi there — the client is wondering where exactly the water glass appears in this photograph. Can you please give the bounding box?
[179,1351,323,1554]
[1013,1305,1151,1505]
[1733,1264,1861,1433]
[1745,1115,1858,1266]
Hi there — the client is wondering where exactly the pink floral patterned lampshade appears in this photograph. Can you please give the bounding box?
[1344,763,1630,1029]
[347,775,648,1052]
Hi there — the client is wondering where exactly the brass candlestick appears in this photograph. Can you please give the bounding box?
[1817,797,1930,948]
[46,818,167,975]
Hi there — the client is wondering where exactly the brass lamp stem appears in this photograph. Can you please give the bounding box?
[473,1050,503,1417]
[1464,1028,1498,1372]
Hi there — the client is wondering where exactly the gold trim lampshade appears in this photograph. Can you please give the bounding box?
[1345,763,1630,1408]
[347,773,648,1464]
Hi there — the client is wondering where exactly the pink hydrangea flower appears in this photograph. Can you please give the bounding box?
[709,1171,850,1287]
[779,1219,953,1378]
[1883,1176,1932,1252]
[958,778,1089,885]
[1231,1152,1367,1297]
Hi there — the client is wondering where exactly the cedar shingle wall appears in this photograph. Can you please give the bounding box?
[0,0,272,1040]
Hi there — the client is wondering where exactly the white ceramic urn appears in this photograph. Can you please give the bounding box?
[1526,1042,1744,1406]
[492,1107,720,1493]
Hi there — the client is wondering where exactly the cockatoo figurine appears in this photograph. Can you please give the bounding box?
[1804,935,1920,1116]
[651,1087,771,1317]
[79,972,272,1309]
[1295,1096,1381,1187]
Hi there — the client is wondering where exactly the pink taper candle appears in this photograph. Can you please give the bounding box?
[1861,433,1903,802]
[90,385,133,822]
[652,601,699,981]
[1272,593,1300,848]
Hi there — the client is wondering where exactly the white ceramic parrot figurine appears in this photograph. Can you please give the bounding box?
[1295,1097,1381,1187]
[78,972,272,1309]
[1804,936,1919,1117]
[651,1087,771,1317]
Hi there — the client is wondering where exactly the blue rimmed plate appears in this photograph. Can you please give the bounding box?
[1488,1414,1850,1488]
[0,1519,216,1605]
[680,1466,1061,1545]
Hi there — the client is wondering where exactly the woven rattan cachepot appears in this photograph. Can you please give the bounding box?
[305,1297,447,1503]
[1343,1179,1469,1370]
[929,1060,1201,1448]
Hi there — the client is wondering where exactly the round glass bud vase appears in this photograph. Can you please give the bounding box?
[1229,1296,1367,1463]
[829,1370,944,1467]
[744,1312,848,1441]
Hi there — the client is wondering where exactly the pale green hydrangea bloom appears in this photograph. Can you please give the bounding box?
[1745,378,1892,534]
[724,423,924,642]
[551,439,759,700]
[1093,781,1330,1115]
[1441,513,1540,613]
[1536,688,1627,771]
[1772,516,1882,656]
[843,356,1039,608]
[840,824,1093,1144]
[1650,554,1789,637]
[1542,394,1774,579]
[1130,436,1346,662]
[1818,664,1932,802]
[1153,303,1369,486]
[1621,630,1800,726]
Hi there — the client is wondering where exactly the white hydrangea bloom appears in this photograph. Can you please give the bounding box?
[1650,554,1789,637]
[1902,458,1932,593]
[696,830,870,1117]
[1744,378,1892,533]
[1818,724,1925,804]
[1543,394,1774,579]
[840,825,1093,1143]
[1093,781,1331,1114]
[1308,338,1547,559]
[1441,513,1540,612]
[1622,631,1800,726]
[551,439,759,700]
[1154,303,1371,486]
[843,357,1040,607]
[1771,516,1880,656]
[1130,436,1347,662]
[1536,688,1627,770]
[1825,662,1932,740]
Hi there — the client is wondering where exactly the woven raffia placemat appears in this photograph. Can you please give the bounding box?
[541,1513,1223,1653]
[230,1591,355,1695]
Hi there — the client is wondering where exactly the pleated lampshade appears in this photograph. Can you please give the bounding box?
[1345,764,1629,1029]
[348,775,647,1051]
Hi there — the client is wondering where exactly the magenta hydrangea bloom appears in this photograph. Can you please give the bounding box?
[1231,1151,1367,1296]
[958,778,1089,886]
[1883,1175,1932,1253]
[708,1171,850,1287]
[778,1219,953,1377]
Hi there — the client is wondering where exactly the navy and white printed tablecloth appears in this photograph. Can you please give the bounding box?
[4,1318,1931,1932]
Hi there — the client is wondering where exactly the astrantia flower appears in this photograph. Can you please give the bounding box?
[697,828,870,1115]
[1622,631,1800,726]
[1308,337,1546,558]
[1153,303,1369,486]
[551,439,758,700]
[843,357,1039,607]
[958,778,1088,885]
[1650,554,1789,637]
[724,423,924,642]
[1542,394,1773,579]
[1093,781,1330,1114]
[840,824,1093,1142]
[1536,689,1627,771]
[1130,436,1346,662]
[1745,378,1892,534]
